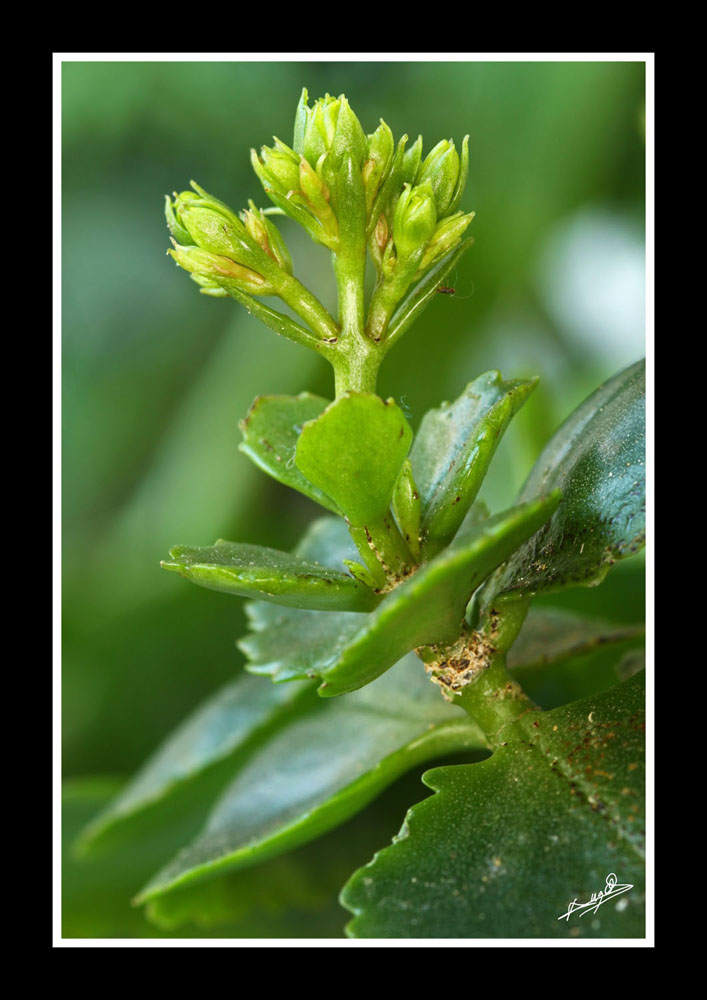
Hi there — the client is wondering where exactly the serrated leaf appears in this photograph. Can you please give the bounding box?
[485,360,645,602]
[342,670,645,939]
[315,495,560,697]
[161,539,379,611]
[411,371,538,558]
[238,393,342,514]
[76,674,314,858]
[135,654,487,904]
[295,392,413,527]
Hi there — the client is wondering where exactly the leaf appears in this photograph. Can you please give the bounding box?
[238,393,342,514]
[411,371,538,558]
[508,607,645,672]
[295,392,413,527]
[342,670,645,939]
[315,495,560,697]
[75,673,314,858]
[135,653,487,904]
[485,360,645,602]
[161,539,379,611]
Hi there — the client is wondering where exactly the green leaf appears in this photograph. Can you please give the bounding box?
[75,674,314,858]
[295,392,413,527]
[161,539,379,611]
[411,371,538,558]
[508,607,645,672]
[315,495,560,697]
[342,670,645,938]
[485,360,645,602]
[238,393,342,514]
[240,517,371,682]
[135,654,487,904]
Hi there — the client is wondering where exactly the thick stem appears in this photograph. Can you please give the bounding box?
[454,652,537,745]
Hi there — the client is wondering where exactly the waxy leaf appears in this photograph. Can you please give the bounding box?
[239,393,341,514]
[76,674,314,857]
[508,607,645,673]
[485,360,645,601]
[342,670,645,938]
[411,371,538,558]
[161,539,379,611]
[295,392,413,526]
[315,495,560,697]
[135,654,487,904]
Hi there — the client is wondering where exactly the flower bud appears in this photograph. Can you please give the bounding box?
[165,194,195,245]
[363,120,394,217]
[416,210,475,274]
[401,136,423,186]
[392,183,437,263]
[169,183,257,264]
[416,135,470,217]
[294,90,367,171]
[168,242,274,296]
[251,140,301,197]
[242,201,293,274]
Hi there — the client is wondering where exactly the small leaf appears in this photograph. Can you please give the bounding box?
[295,392,413,527]
[134,653,487,904]
[342,670,645,938]
[316,495,560,697]
[484,360,645,601]
[239,393,341,514]
[161,539,379,611]
[411,371,538,558]
[392,458,421,559]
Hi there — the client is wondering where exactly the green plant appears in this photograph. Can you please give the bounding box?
[76,90,646,939]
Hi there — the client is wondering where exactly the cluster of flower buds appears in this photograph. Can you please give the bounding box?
[166,182,293,297]
[166,90,475,357]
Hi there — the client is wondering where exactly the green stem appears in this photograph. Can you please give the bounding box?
[276,273,340,342]
[348,513,415,583]
[454,652,537,745]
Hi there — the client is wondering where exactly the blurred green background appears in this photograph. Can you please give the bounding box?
[62,59,646,937]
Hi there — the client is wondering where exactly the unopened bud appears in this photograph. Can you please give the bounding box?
[393,183,437,262]
[168,242,274,296]
[417,211,475,273]
[401,136,423,186]
[294,90,367,170]
[416,135,469,217]
[363,120,394,216]
[242,201,293,274]
[251,141,301,197]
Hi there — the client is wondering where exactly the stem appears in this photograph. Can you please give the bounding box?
[276,274,340,342]
[331,241,383,394]
[454,652,537,745]
[348,513,415,583]
[420,596,536,746]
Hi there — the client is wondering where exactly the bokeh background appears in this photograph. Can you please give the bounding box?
[62,59,646,937]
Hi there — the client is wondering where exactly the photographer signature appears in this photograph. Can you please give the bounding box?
[558,873,633,921]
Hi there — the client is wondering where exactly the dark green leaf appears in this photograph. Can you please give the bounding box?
[238,393,341,514]
[295,392,413,526]
[342,670,645,938]
[161,539,379,611]
[485,360,645,602]
[135,653,486,904]
[411,371,538,558]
